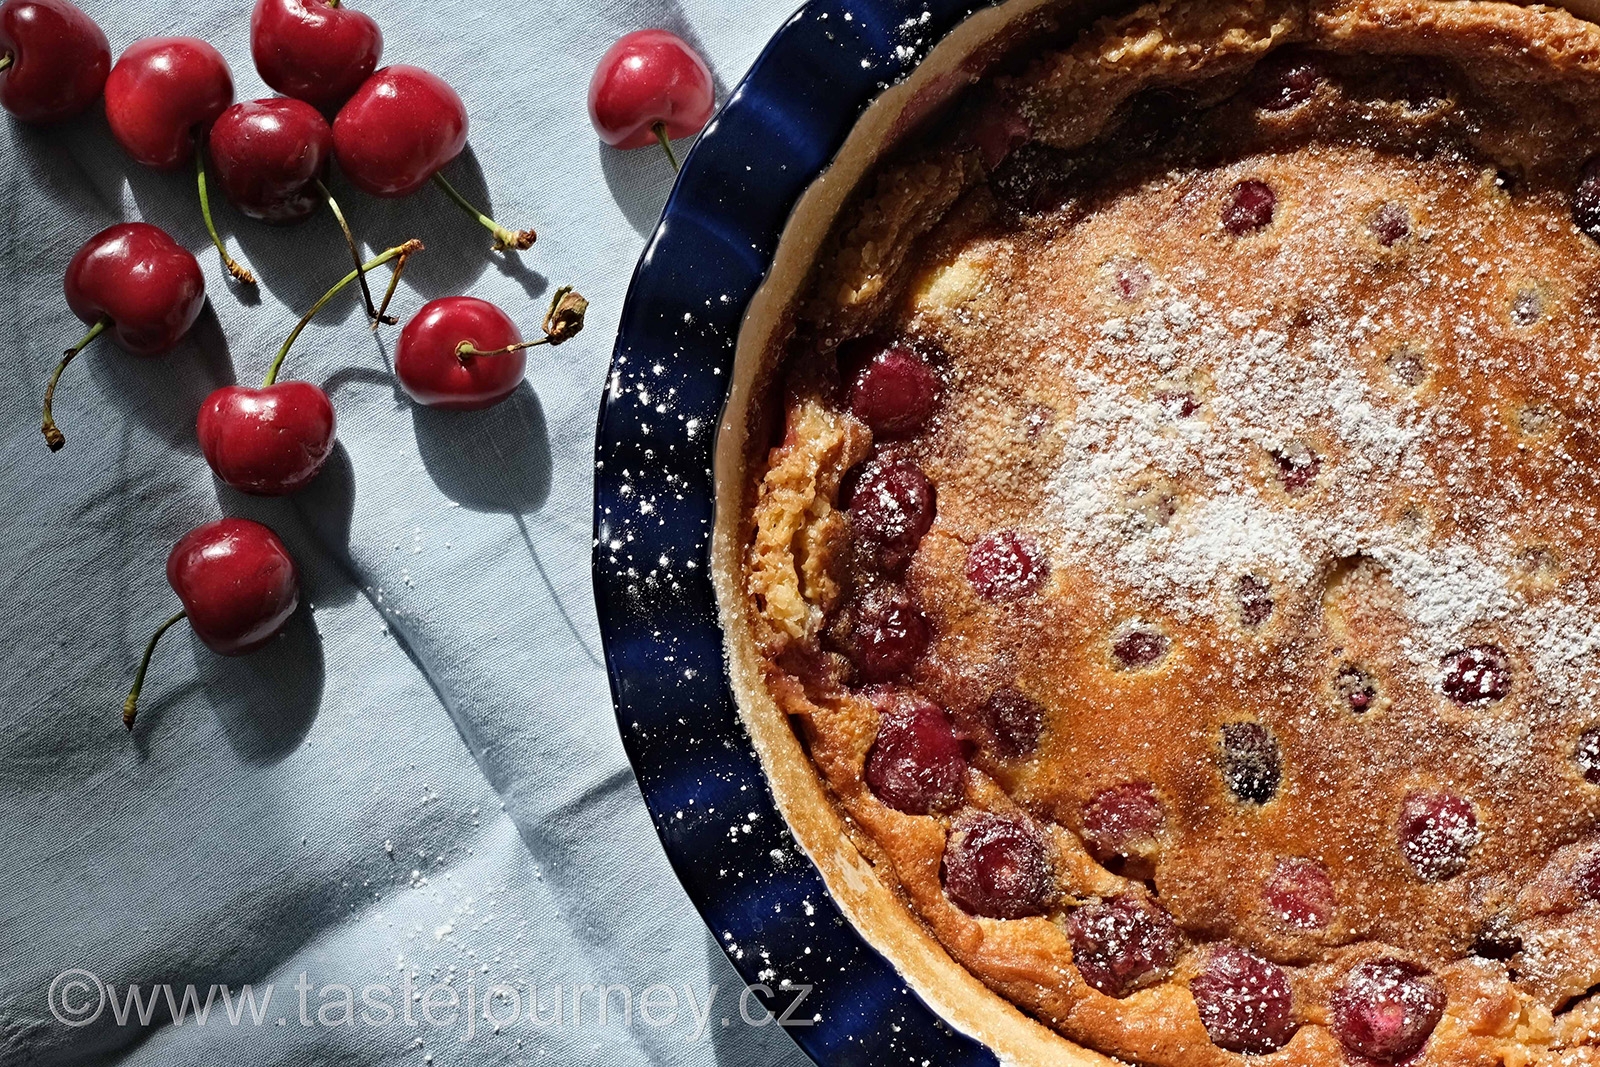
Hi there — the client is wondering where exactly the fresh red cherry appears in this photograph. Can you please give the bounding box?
[397,297,520,410]
[42,223,206,451]
[199,382,335,496]
[333,65,535,251]
[208,98,383,322]
[333,65,459,196]
[122,518,300,729]
[588,29,714,170]
[395,287,588,411]
[0,0,109,124]
[209,98,332,223]
[199,240,421,495]
[251,0,382,112]
[105,38,256,286]
[105,37,233,170]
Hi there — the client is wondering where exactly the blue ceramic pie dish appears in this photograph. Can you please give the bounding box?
[591,2,1012,1063]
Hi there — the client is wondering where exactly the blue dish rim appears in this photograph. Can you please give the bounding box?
[591,1,1010,1064]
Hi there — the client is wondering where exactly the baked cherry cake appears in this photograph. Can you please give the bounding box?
[737,0,1600,1062]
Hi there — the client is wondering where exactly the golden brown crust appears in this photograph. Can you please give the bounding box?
[746,376,872,651]
[736,0,1600,1063]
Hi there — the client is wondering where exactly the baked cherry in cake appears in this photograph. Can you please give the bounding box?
[1578,727,1600,785]
[966,530,1046,601]
[848,342,940,436]
[737,0,1600,1062]
[1574,157,1600,242]
[1221,179,1275,234]
[1398,791,1481,882]
[942,810,1051,920]
[847,584,928,682]
[1262,857,1334,930]
[972,687,1043,759]
[1190,944,1297,1054]
[864,691,966,815]
[1220,721,1281,805]
[1330,959,1445,1063]
[1064,894,1180,997]
[849,454,935,573]
[1250,52,1322,112]
[1081,782,1164,868]
[1439,644,1512,704]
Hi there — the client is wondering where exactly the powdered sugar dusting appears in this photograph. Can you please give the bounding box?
[1040,277,1600,697]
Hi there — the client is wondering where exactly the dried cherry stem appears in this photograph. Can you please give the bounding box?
[316,179,387,326]
[373,246,415,325]
[265,239,424,387]
[40,317,110,451]
[456,284,588,358]
[653,122,680,172]
[196,150,257,286]
[430,172,536,252]
[123,611,188,730]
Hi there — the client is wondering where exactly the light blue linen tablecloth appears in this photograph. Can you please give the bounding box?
[0,3,814,1064]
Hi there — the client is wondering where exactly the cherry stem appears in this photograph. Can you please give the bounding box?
[653,122,680,172]
[40,317,110,451]
[455,284,584,358]
[0,54,13,75]
[374,248,413,325]
[456,337,550,361]
[265,240,423,387]
[430,172,536,252]
[124,611,188,730]
[196,150,257,286]
[316,179,387,326]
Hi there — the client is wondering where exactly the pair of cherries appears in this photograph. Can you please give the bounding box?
[198,264,587,496]
[41,222,586,470]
